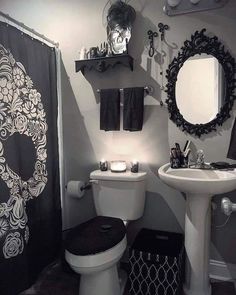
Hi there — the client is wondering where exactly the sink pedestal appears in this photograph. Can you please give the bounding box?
[184,193,212,295]
[158,163,236,295]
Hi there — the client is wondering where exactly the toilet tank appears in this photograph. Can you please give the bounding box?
[90,170,147,221]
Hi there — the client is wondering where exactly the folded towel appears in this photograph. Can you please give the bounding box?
[227,118,236,159]
[100,89,120,131]
[123,87,144,131]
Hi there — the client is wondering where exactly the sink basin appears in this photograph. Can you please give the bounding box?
[159,163,236,195]
[158,163,236,295]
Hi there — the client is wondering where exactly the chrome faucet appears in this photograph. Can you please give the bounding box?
[188,148,209,169]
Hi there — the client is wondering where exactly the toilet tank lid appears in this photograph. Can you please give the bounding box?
[90,170,147,181]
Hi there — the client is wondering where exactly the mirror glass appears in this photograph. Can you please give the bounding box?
[176,54,225,124]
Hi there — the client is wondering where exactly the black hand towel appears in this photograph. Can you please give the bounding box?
[100,89,120,131]
[227,118,236,159]
[123,87,144,131]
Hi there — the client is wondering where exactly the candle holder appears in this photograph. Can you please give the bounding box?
[99,159,108,171]
[131,161,139,173]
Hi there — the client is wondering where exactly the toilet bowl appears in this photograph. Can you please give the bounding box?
[65,170,147,295]
[65,216,127,295]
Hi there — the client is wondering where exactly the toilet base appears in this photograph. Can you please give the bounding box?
[80,264,121,295]
[119,268,128,295]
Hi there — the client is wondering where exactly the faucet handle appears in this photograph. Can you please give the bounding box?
[196,149,204,157]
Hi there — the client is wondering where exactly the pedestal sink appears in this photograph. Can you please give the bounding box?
[158,163,236,295]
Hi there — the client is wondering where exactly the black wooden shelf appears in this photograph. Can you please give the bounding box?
[75,54,133,74]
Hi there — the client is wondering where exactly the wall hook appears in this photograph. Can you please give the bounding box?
[158,22,177,49]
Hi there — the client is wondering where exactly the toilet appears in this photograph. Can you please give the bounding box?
[65,170,147,295]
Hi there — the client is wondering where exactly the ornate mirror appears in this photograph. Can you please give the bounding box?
[166,29,236,137]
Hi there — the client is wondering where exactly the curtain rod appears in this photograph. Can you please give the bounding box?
[0,10,59,48]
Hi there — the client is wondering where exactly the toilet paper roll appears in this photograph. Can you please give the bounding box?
[66,180,85,198]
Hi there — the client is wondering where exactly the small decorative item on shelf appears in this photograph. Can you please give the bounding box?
[97,42,108,57]
[99,159,108,171]
[88,47,98,59]
[79,46,87,60]
[131,160,139,173]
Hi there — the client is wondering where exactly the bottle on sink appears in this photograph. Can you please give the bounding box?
[170,148,181,168]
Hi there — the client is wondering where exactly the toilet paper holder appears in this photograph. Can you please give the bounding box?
[65,179,98,190]
[66,180,95,199]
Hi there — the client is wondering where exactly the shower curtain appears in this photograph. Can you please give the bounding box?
[0,22,61,295]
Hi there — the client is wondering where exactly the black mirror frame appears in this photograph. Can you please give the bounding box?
[165,29,236,137]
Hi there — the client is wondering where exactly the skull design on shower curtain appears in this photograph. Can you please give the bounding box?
[0,44,48,259]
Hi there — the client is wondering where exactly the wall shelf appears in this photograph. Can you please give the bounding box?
[75,54,134,74]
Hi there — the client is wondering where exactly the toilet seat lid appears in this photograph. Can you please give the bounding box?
[64,216,126,256]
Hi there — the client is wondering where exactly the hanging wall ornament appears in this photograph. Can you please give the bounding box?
[147,30,158,57]
[153,23,169,106]
[106,1,136,55]
[158,23,169,93]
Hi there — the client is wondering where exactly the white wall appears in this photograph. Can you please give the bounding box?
[1,0,236,264]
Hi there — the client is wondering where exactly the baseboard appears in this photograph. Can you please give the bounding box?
[210,259,236,281]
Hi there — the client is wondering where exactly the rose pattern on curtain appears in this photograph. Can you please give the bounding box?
[0,44,48,259]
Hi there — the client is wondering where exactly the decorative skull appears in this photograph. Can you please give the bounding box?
[0,44,48,259]
[106,1,136,55]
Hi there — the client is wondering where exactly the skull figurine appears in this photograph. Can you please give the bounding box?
[106,1,136,55]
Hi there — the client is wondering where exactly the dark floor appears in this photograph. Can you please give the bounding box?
[19,261,80,295]
[19,261,236,295]
[211,281,236,295]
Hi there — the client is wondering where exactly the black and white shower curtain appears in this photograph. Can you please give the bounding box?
[0,22,62,294]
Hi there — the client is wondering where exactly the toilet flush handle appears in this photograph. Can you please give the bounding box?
[89,179,99,185]
[80,179,99,191]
